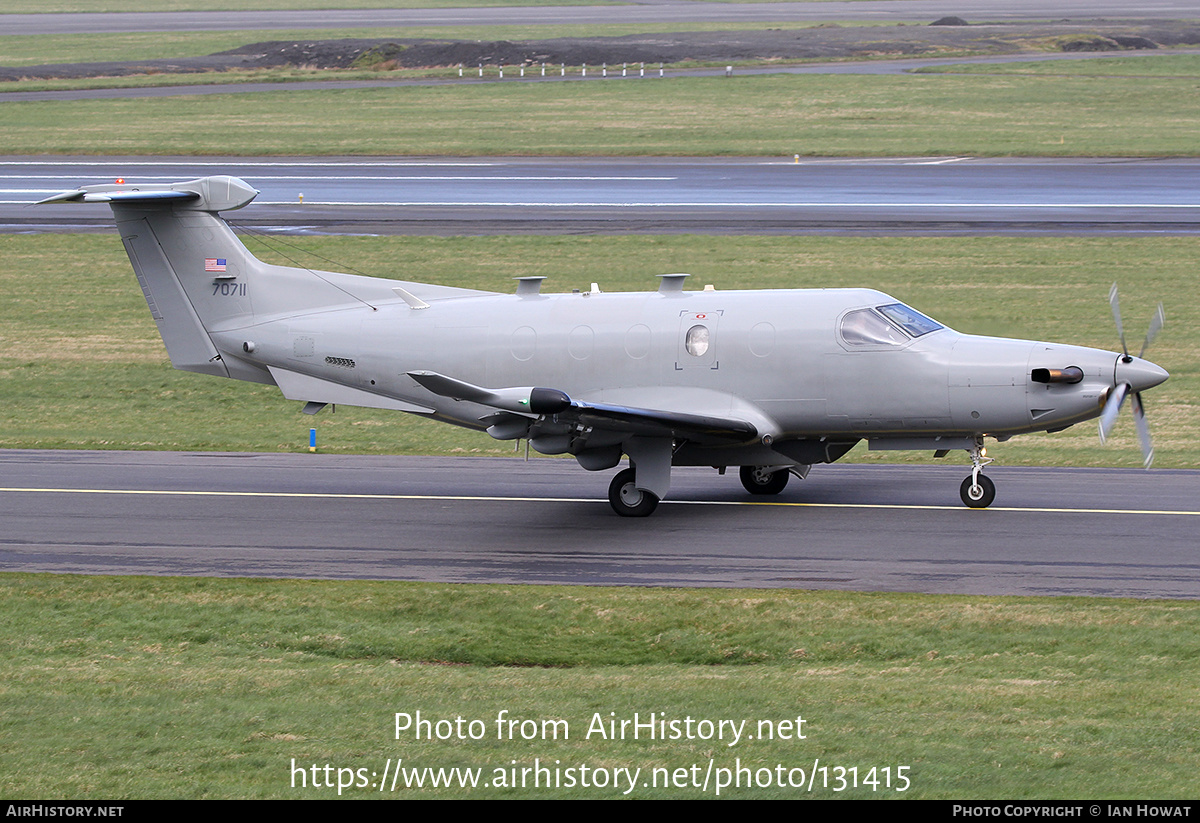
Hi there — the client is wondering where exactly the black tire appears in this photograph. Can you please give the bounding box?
[739,465,790,496]
[959,474,996,508]
[608,468,659,517]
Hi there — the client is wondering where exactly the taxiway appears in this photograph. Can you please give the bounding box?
[3,450,1197,598]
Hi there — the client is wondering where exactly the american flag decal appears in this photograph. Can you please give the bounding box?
[205,258,227,272]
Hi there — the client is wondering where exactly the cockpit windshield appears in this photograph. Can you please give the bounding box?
[839,303,944,348]
[876,303,943,338]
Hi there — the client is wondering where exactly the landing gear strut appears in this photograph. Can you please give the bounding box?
[960,439,995,508]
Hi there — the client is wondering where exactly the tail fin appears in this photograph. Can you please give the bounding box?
[41,175,411,386]
[42,175,495,387]
[42,176,263,378]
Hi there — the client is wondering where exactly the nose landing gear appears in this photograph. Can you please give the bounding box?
[960,439,995,508]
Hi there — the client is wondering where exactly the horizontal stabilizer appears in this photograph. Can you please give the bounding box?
[38,189,200,205]
[37,176,258,212]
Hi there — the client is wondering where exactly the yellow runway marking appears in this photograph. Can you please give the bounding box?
[2,486,1198,517]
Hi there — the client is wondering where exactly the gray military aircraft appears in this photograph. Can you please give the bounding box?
[40,175,1169,516]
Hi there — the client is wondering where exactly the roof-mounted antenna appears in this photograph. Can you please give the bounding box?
[515,276,546,297]
[658,273,690,294]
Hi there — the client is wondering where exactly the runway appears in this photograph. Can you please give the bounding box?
[2,450,1197,598]
[8,156,1200,235]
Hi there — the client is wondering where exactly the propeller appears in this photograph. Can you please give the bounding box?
[1100,284,1165,468]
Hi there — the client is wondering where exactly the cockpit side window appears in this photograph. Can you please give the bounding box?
[839,309,908,348]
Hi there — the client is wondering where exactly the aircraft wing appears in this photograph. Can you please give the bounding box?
[566,400,759,442]
[407,370,763,444]
[270,366,436,415]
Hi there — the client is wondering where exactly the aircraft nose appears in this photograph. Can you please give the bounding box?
[1116,356,1169,393]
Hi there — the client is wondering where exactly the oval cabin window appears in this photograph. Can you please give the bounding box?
[685,324,710,357]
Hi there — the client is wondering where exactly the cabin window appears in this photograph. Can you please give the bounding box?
[685,324,710,357]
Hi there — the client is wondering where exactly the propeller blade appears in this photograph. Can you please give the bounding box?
[1132,392,1154,469]
[1109,282,1128,358]
[1138,303,1165,359]
[1098,382,1128,444]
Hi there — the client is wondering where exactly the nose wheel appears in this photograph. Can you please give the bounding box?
[959,474,995,508]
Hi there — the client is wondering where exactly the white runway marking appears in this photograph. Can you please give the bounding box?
[0,175,676,182]
[251,201,1200,209]
[4,486,1199,517]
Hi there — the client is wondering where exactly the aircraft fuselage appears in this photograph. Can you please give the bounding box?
[208,285,1161,451]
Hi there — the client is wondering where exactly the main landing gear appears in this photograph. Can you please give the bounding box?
[608,467,659,517]
[739,465,790,495]
[960,440,995,508]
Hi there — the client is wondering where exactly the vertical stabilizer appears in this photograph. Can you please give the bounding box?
[38,175,490,386]
[41,176,262,378]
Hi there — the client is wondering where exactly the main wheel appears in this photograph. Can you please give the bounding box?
[739,465,790,496]
[608,467,659,517]
[959,474,996,508]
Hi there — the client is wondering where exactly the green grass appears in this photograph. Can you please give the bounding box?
[3,573,1200,798]
[1,233,1194,468]
[916,53,1200,77]
[5,69,1200,156]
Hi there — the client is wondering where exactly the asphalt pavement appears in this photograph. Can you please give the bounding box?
[3,451,1197,597]
[8,156,1200,235]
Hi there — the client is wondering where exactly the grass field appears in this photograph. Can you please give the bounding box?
[917,53,1200,77]
[3,573,1200,798]
[6,68,1200,157]
[2,232,1194,468]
